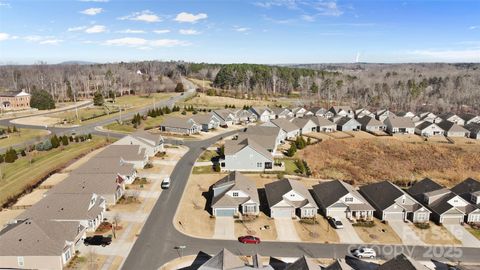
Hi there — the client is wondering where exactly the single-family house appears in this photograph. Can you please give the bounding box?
[250,107,274,122]
[233,109,257,124]
[437,121,470,137]
[336,117,361,131]
[329,106,354,118]
[419,112,442,123]
[271,107,293,119]
[465,123,480,139]
[354,108,375,119]
[384,116,415,135]
[160,116,201,134]
[375,109,396,122]
[312,180,374,220]
[459,113,480,125]
[95,145,148,169]
[265,179,318,218]
[196,249,274,270]
[220,138,273,172]
[309,116,336,132]
[191,113,221,132]
[16,193,106,232]
[414,121,444,137]
[211,171,260,217]
[243,125,284,154]
[452,178,480,207]
[113,131,164,157]
[359,181,431,222]
[285,256,320,270]
[0,89,31,111]
[357,116,385,132]
[397,111,420,122]
[291,107,313,118]
[0,219,85,270]
[292,117,317,134]
[439,112,465,126]
[310,107,333,118]
[264,118,300,139]
[324,259,353,270]
[74,157,137,184]
[213,109,237,127]
[377,254,430,270]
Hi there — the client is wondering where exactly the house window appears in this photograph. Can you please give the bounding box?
[257,162,262,168]
[64,249,71,262]
[232,192,238,197]
[17,257,24,267]
[345,197,353,202]
[402,197,405,204]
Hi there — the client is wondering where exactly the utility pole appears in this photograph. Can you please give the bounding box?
[74,92,79,122]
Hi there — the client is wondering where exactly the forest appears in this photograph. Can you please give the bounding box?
[0,61,479,113]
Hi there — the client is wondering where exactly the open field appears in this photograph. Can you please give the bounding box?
[178,93,294,109]
[0,127,49,149]
[108,92,176,108]
[298,137,480,186]
[0,136,110,207]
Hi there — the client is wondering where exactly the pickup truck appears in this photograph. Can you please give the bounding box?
[83,235,112,247]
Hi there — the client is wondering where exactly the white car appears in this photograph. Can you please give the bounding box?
[161,177,171,189]
[351,247,376,259]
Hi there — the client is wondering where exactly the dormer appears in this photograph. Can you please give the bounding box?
[471,192,480,205]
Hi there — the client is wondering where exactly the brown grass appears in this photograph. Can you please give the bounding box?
[234,213,277,240]
[409,223,461,245]
[353,220,402,244]
[293,215,339,243]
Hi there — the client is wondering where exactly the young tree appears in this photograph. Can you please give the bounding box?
[5,148,18,163]
[50,135,60,148]
[62,135,69,146]
[286,143,297,157]
[93,91,104,106]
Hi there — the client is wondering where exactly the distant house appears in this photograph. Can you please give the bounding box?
[310,107,333,118]
[312,180,374,220]
[113,131,164,157]
[329,106,354,118]
[384,116,415,135]
[191,114,220,132]
[437,121,470,137]
[459,113,480,125]
[95,145,148,169]
[375,109,396,122]
[355,108,375,119]
[439,112,465,126]
[211,171,260,217]
[233,109,257,124]
[451,178,480,207]
[220,138,273,172]
[357,116,385,132]
[159,116,201,134]
[265,179,318,218]
[264,118,300,139]
[418,112,441,123]
[359,181,431,222]
[291,107,313,118]
[16,193,106,232]
[309,116,336,132]
[271,107,293,119]
[292,117,317,134]
[213,109,237,126]
[335,117,361,131]
[414,121,444,137]
[0,89,31,111]
[250,107,274,122]
[464,123,480,139]
[396,111,419,122]
[0,219,85,270]
[74,157,137,184]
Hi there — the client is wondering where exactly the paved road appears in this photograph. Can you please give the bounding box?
[122,131,480,269]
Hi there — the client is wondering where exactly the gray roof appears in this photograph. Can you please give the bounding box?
[307,116,335,126]
[214,109,235,121]
[416,121,442,131]
[224,138,272,160]
[330,106,353,114]
[191,113,218,125]
[407,178,444,197]
[131,130,163,145]
[270,118,300,132]
[292,117,315,129]
[161,116,197,129]
[378,254,430,270]
[49,173,122,196]
[265,179,318,209]
[357,116,384,127]
[0,219,81,256]
[198,248,246,270]
[271,107,291,116]
[250,107,272,116]
[437,120,469,133]
[312,180,374,211]
[212,171,260,208]
[245,125,280,137]
[73,157,135,176]
[465,123,480,134]
[96,145,146,161]
[386,116,415,128]
[336,117,360,127]
[459,113,479,122]
[17,193,104,221]
[428,192,462,215]
[359,181,404,210]
[285,256,319,270]
[451,178,480,197]
[0,90,27,97]
[324,259,353,270]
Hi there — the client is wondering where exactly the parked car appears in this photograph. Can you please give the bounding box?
[238,235,261,244]
[351,247,376,258]
[84,235,112,247]
[161,177,171,189]
[327,217,344,229]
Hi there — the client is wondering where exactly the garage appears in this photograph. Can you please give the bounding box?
[441,215,464,224]
[327,208,347,219]
[271,207,293,218]
[214,208,236,217]
[384,212,405,221]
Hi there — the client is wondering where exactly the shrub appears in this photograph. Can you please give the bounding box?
[352,220,376,227]
[286,143,297,157]
[414,222,430,229]
[213,163,221,172]
[4,148,18,163]
[20,149,26,157]
[62,135,69,146]
[93,91,104,106]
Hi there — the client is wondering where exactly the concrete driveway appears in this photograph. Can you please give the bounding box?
[444,223,480,247]
[337,218,363,244]
[389,221,425,245]
[274,218,300,242]
[213,217,235,240]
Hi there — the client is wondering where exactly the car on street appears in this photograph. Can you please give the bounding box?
[161,177,171,189]
[238,235,261,244]
[83,235,112,247]
[351,247,376,258]
[327,217,344,229]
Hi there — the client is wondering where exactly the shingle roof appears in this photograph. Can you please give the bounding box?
[415,121,441,131]
[198,248,245,270]
[459,113,479,122]
[357,116,384,127]
[378,254,430,270]
[191,113,217,125]
[74,157,135,176]
[330,106,353,114]
[465,123,480,134]
[407,178,444,197]
[359,181,404,210]
[292,117,314,129]
[271,107,291,115]
[451,178,480,196]
[212,171,260,208]
[312,180,373,211]
[307,116,335,126]
[437,120,469,133]
[213,109,235,121]
[265,179,317,209]
[386,116,415,128]
[49,173,122,196]
[96,145,146,161]
[324,259,353,270]
[224,138,272,160]
[285,256,319,270]
[336,117,359,127]
[161,116,197,129]
[131,130,163,145]
[0,90,27,97]
[270,118,300,132]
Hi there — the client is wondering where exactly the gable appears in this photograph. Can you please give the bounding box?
[284,190,305,201]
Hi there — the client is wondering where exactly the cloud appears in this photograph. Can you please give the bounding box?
[408,49,480,62]
[0,1,10,7]
[469,26,478,30]
[301,14,315,22]
[119,10,161,23]
[24,35,47,42]
[254,0,299,9]
[256,0,343,17]
[39,39,63,45]
[68,26,87,32]
[80,7,103,15]
[234,27,250,32]
[174,12,208,23]
[117,29,146,34]
[153,29,170,34]
[262,15,295,24]
[85,25,107,33]
[103,37,189,48]
[312,1,343,16]
[0,32,10,41]
[179,29,200,35]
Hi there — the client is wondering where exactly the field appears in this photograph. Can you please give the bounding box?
[0,137,110,207]
[298,137,480,186]
[178,93,294,109]
[0,127,49,149]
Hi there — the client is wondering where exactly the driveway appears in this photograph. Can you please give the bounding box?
[274,218,300,242]
[389,221,425,245]
[338,218,363,244]
[444,223,480,247]
[213,217,235,240]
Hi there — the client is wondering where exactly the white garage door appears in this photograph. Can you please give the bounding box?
[385,212,404,221]
[215,208,236,217]
[442,215,464,224]
[327,208,347,219]
[272,207,293,218]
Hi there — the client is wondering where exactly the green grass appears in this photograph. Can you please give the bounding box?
[278,158,300,175]
[104,122,137,133]
[467,227,480,240]
[192,165,215,174]
[51,106,116,123]
[0,127,49,149]
[197,150,219,162]
[109,93,176,108]
[0,136,110,207]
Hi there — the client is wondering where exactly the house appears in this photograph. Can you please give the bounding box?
[354,108,374,119]
[359,181,431,222]
[292,117,317,134]
[418,112,441,123]
[195,249,274,270]
[310,107,333,118]
[324,259,353,270]
[95,145,148,169]
[285,256,320,270]
[357,116,385,132]
[459,113,480,125]
[377,254,430,270]
[211,171,260,217]
[50,173,125,205]
[312,180,374,220]
[465,123,480,139]
[243,125,284,154]
[414,121,444,137]
[384,116,415,135]
[250,107,274,122]
[439,112,465,126]
[0,219,85,270]
[309,116,336,132]
[233,109,257,124]
[335,117,361,131]
[264,118,300,139]
[452,178,480,207]
[375,109,396,122]
[291,107,313,118]
[213,109,237,126]
[329,106,354,118]
[265,179,318,218]
[113,131,164,157]
[16,193,106,232]
[397,111,420,122]
[0,89,31,111]
[220,138,273,172]
[271,107,293,119]
[74,157,137,184]
[437,120,470,137]
[159,116,201,134]
[191,114,221,131]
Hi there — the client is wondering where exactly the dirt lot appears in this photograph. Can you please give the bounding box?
[409,223,461,245]
[298,137,480,186]
[353,220,402,244]
[293,215,340,243]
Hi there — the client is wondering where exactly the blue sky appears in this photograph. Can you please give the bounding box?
[0,0,479,64]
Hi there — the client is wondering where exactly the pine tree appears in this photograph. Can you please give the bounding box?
[62,135,69,146]
[50,135,60,148]
[12,125,18,133]
[5,148,18,163]
[286,143,297,157]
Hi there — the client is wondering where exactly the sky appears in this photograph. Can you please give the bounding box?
[0,0,479,64]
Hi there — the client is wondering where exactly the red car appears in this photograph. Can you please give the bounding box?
[238,235,261,244]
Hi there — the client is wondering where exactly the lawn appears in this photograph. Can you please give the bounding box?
[410,223,461,245]
[108,92,176,109]
[467,226,480,240]
[192,165,216,174]
[293,215,339,243]
[51,106,116,123]
[278,158,300,175]
[197,149,219,162]
[0,136,110,207]
[0,127,49,149]
[353,220,402,244]
[104,122,137,133]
